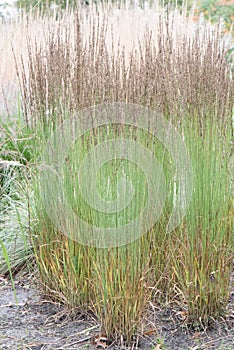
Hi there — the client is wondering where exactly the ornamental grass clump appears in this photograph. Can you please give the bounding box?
[17,1,233,342]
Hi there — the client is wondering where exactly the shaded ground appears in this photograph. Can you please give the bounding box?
[0,272,233,350]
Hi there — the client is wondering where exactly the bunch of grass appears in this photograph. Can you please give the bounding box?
[169,117,233,325]
[16,0,233,342]
[0,112,35,277]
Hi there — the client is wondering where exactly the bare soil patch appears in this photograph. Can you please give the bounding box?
[0,271,233,350]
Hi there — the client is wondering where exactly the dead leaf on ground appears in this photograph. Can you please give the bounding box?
[91,335,109,349]
[191,331,201,339]
[143,328,157,336]
[94,340,108,349]
[176,310,188,320]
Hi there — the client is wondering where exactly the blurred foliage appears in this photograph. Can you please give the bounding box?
[15,0,234,35]
[16,0,77,11]
[15,0,119,11]
[196,0,234,34]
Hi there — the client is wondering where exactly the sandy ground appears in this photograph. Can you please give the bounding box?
[0,270,233,350]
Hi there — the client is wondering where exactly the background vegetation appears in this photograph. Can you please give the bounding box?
[14,0,234,34]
